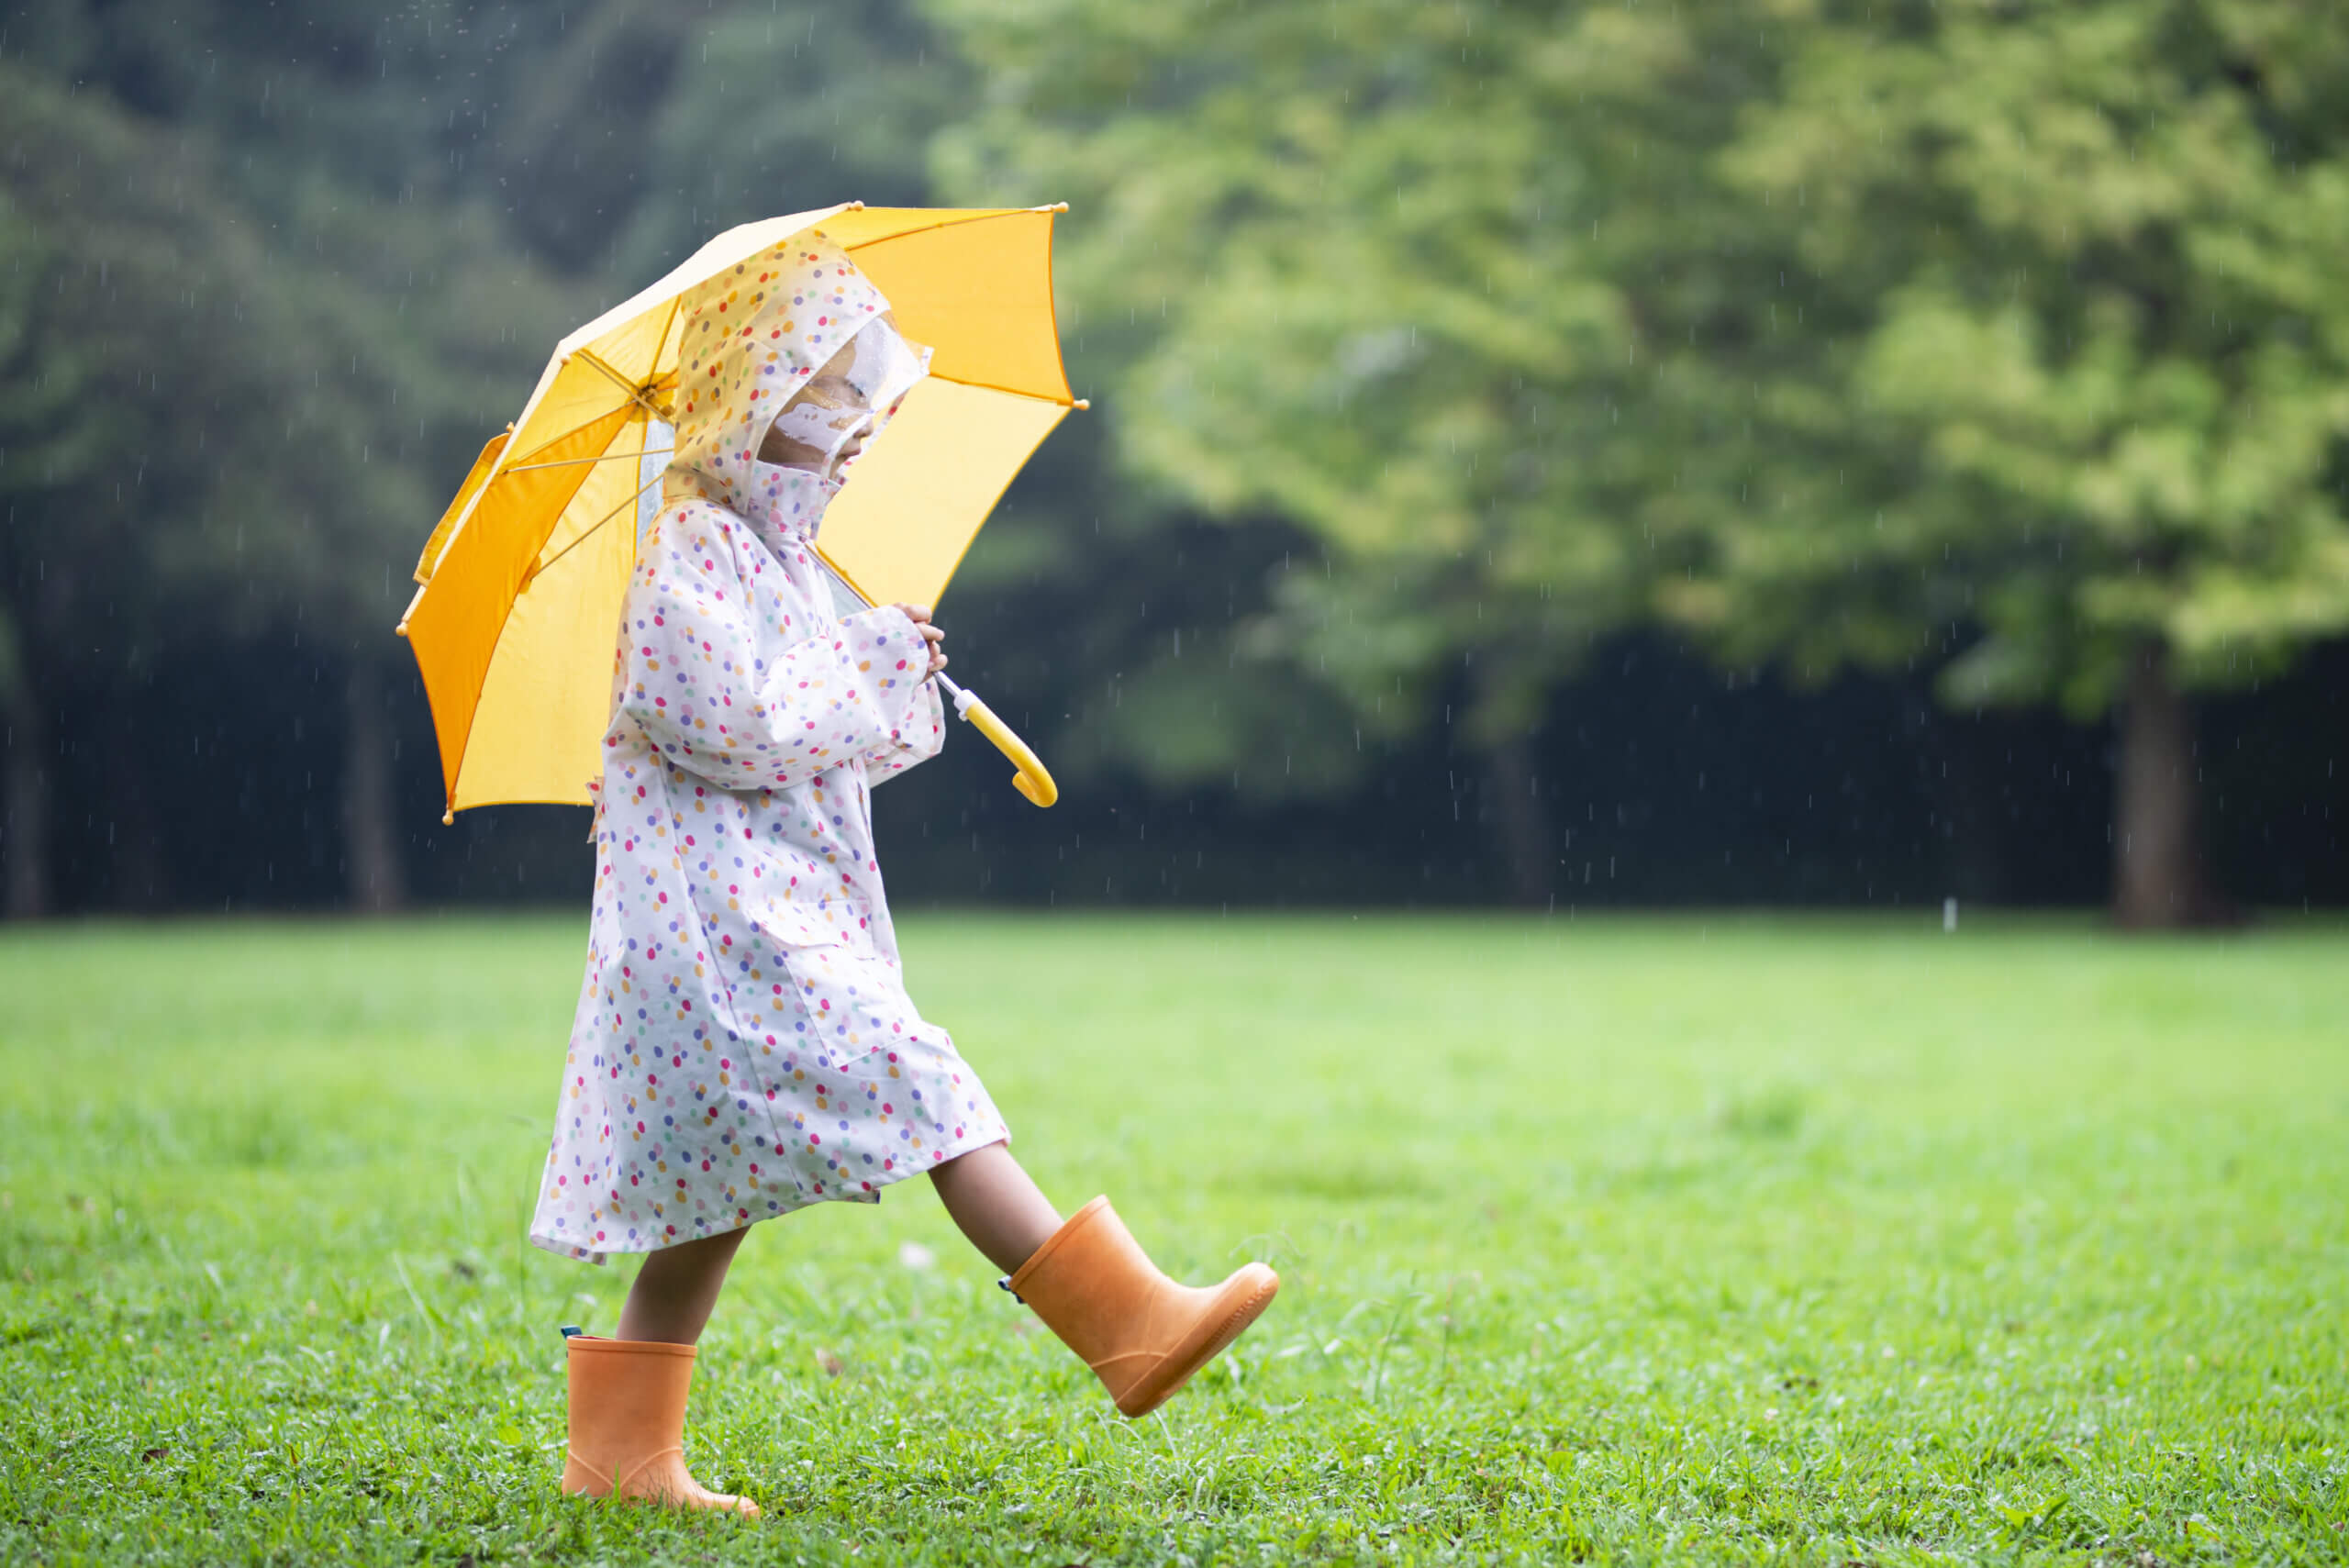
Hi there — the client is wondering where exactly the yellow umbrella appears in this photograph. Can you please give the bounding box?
[396,203,1082,824]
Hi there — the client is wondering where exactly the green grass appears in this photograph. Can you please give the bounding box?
[1,913,2343,1565]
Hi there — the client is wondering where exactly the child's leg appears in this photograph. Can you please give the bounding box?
[929,1140,1061,1273]
[615,1228,746,1344]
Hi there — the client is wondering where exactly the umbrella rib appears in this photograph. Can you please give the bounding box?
[504,450,662,474]
[651,292,687,372]
[568,347,672,419]
[522,468,667,588]
[840,205,1066,253]
[928,372,1088,409]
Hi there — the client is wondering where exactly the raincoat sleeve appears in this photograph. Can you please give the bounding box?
[616,510,936,792]
[862,678,946,783]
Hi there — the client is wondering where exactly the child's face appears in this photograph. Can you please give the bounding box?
[758,311,913,477]
[758,342,869,472]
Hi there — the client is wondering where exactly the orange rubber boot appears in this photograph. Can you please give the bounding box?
[559,1332,761,1518]
[1006,1196,1279,1418]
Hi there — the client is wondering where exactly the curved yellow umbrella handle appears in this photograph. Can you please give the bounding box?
[948,683,1057,807]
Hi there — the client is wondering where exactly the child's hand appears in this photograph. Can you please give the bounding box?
[893,604,948,677]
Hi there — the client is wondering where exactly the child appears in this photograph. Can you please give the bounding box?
[530,231,1278,1518]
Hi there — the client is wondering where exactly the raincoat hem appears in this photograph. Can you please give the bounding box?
[526,1121,1013,1267]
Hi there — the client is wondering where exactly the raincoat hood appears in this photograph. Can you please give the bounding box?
[665,228,930,538]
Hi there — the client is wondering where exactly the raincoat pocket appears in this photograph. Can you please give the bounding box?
[770,937,920,1065]
[740,884,864,954]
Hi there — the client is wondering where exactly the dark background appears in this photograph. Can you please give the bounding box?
[55,604,2346,915]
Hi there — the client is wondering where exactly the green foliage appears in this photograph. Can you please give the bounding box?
[1706,0,2349,717]
[926,0,1788,763]
[5,1,671,257]
[0,65,300,667]
[930,0,2349,746]
[3,915,2345,1562]
[611,0,969,282]
[0,21,583,658]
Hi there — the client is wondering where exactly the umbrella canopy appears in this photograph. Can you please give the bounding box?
[397,203,1080,823]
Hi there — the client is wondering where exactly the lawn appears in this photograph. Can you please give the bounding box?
[0,913,2343,1565]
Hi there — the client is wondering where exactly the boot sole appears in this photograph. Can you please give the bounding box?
[1116,1263,1280,1418]
[562,1476,763,1519]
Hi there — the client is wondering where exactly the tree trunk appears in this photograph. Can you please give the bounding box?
[1484,731,1555,908]
[342,655,406,914]
[2111,639,2227,928]
[0,611,50,919]
[104,706,173,910]
[3,689,50,920]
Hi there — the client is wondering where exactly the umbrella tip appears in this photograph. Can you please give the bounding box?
[393,619,409,638]
[1074,398,1091,411]
[1050,202,1070,213]
[442,808,456,827]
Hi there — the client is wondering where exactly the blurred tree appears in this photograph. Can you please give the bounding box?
[1695,0,2349,925]
[1,0,669,244]
[931,0,2349,923]
[608,0,965,280]
[0,41,578,915]
[927,0,1787,902]
[0,68,281,917]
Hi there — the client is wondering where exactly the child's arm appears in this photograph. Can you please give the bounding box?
[615,507,934,792]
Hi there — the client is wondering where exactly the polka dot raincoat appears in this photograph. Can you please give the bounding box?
[529,231,1009,1263]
